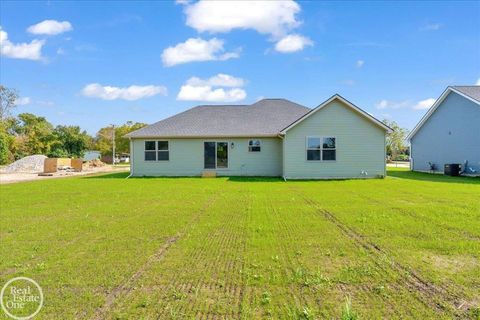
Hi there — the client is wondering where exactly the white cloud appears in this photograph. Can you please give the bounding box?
[476,78,480,85]
[375,99,410,110]
[177,74,246,102]
[413,98,435,110]
[376,98,436,111]
[187,74,245,87]
[356,60,364,68]
[184,0,301,38]
[15,97,31,105]
[182,1,312,53]
[57,48,65,55]
[161,38,239,67]
[27,20,73,35]
[175,0,191,4]
[274,34,313,53]
[421,23,442,31]
[0,27,45,60]
[177,86,246,102]
[81,83,167,101]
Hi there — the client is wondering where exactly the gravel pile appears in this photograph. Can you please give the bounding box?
[0,155,47,173]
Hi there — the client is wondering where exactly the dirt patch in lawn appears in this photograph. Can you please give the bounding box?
[430,254,479,274]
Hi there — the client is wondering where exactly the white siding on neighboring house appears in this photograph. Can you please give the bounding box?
[131,137,283,177]
[283,100,386,179]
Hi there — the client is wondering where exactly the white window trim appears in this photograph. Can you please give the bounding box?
[203,141,229,169]
[305,136,337,162]
[248,139,262,152]
[144,140,170,162]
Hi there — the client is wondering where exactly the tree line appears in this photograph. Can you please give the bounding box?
[1,85,410,165]
[0,85,146,165]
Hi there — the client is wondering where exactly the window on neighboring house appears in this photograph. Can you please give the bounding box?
[306,136,336,161]
[144,141,169,161]
[248,139,261,152]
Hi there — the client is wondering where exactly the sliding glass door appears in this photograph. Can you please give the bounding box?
[204,142,216,169]
[216,142,228,168]
[204,141,228,169]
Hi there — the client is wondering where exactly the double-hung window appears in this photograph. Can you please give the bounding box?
[248,139,261,152]
[306,137,336,161]
[144,141,169,161]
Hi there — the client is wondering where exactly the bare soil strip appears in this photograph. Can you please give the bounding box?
[92,194,219,320]
[291,188,467,318]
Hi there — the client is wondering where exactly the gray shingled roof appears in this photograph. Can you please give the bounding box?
[452,86,480,103]
[126,99,311,138]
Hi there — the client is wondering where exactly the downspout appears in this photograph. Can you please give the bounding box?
[409,141,413,171]
[384,133,387,178]
[126,138,134,179]
[277,133,287,181]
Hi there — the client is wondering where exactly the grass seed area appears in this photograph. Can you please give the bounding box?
[1,169,479,319]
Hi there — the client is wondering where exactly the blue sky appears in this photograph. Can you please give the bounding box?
[1,0,479,134]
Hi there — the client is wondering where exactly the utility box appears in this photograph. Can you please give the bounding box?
[444,164,461,176]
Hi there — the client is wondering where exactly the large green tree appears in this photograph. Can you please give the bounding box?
[382,119,409,160]
[16,113,55,156]
[0,86,20,163]
[49,125,93,158]
[95,121,147,156]
[0,131,8,164]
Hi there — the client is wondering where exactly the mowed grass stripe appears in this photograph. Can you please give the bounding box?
[92,191,220,319]
[1,169,478,319]
[290,174,479,316]
[261,184,435,319]
[0,176,220,319]
[104,183,251,319]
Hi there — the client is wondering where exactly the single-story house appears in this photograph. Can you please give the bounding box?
[126,95,392,179]
[407,86,480,173]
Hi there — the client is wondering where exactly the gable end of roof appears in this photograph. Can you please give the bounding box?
[407,86,480,141]
[280,94,393,134]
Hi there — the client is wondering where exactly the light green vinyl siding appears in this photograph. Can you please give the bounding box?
[131,138,282,176]
[283,100,386,179]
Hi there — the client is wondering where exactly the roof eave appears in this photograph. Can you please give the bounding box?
[127,134,280,139]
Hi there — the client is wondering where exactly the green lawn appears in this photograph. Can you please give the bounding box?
[1,169,479,319]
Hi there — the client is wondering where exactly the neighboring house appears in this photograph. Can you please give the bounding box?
[407,86,480,173]
[83,150,101,161]
[117,153,130,163]
[126,95,392,179]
